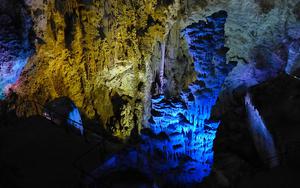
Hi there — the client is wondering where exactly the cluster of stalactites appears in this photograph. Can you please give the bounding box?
[89,10,236,186]
[142,10,236,184]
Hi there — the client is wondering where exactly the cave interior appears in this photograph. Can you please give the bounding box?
[0,0,300,188]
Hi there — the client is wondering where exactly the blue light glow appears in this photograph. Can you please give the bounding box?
[90,11,236,186]
[0,55,29,97]
[0,8,32,98]
[139,10,235,184]
[68,106,84,135]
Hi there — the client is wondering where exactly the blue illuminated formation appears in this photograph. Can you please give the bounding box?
[141,10,236,184]
[0,9,32,98]
[90,11,236,187]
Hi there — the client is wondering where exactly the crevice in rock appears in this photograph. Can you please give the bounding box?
[64,13,76,50]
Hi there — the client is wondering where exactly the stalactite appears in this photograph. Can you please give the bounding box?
[140,10,235,184]
[285,41,300,77]
[159,41,166,94]
[245,93,278,167]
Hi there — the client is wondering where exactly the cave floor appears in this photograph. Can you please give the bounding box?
[0,116,98,188]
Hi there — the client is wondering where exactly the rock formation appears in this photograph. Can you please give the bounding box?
[86,10,235,186]
[0,0,296,140]
[0,0,32,98]
[5,0,294,140]
[1,0,300,186]
[16,0,183,139]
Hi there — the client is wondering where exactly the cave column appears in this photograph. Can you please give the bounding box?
[159,41,166,94]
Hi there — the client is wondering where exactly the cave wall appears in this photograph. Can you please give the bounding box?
[8,0,300,140]
[0,0,32,98]
[17,0,183,139]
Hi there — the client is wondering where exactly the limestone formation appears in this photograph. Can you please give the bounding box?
[0,0,32,98]
[0,0,298,140]
[1,0,300,187]
[86,11,235,186]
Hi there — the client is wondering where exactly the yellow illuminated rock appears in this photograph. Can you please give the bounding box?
[17,0,182,140]
[17,0,299,140]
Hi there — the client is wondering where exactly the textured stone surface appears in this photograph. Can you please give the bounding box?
[6,0,300,140]
[17,0,180,139]
[1,0,300,187]
[0,0,32,98]
[86,11,235,187]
